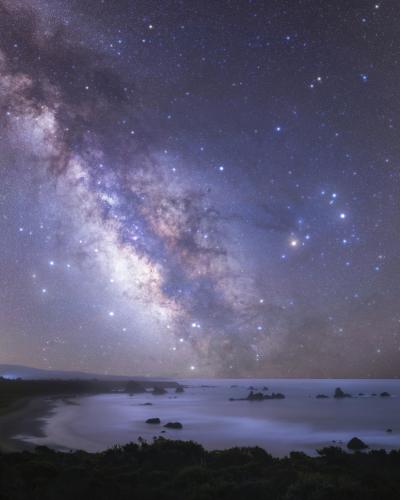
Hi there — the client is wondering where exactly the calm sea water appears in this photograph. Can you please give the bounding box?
[18,379,400,456]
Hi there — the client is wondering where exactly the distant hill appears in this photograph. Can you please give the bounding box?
[0,364,167,381]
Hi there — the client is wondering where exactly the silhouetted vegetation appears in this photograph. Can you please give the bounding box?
[0,439,399,499]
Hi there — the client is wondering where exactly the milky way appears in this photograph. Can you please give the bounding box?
[1,0,399,377]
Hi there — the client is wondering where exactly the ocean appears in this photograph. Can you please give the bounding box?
[17,379,400,456]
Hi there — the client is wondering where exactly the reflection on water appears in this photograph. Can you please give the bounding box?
[20,379,400,456]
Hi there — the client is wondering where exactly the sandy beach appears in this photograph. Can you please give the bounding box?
[0,397,54,452]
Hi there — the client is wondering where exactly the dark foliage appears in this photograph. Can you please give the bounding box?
[0,439,399,500]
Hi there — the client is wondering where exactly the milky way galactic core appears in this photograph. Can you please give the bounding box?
[0,1,399,377]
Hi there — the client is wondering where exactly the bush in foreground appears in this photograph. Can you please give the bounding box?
[0,438,399,500]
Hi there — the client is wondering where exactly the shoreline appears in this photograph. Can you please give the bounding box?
[0,380,399,455]
[0,397,55,452]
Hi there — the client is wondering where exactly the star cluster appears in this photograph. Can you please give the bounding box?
[0,0,399,377]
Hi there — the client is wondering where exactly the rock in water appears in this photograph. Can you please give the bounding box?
[164,422,183,429]
[334,387,351,398]
[146,418,161,424]
[347,437,368,450]
[246,391,285,401]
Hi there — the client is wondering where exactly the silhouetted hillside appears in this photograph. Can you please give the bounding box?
[0,364,174,382]
[0,377,181,412]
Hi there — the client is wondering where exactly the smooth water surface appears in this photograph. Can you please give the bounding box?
[18,379,400,456]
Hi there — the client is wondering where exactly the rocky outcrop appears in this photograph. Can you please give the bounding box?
[164,422,183,429]
[146,418,161,424]
[347,437,368,450]
[152,387,167,395]
[230,391,285,401]
[125,381,147,394]
[334,387,352,398]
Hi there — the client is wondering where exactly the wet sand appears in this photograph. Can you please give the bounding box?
[0,397,55,452]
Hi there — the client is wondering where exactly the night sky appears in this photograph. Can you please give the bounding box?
[1,0,399,378]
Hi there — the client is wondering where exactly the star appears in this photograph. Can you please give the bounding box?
[1,0,398,381]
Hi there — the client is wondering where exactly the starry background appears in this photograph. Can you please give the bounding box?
[0,0,399,378]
